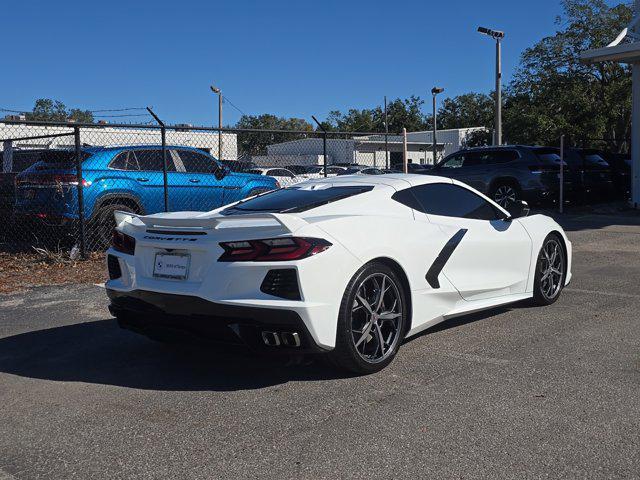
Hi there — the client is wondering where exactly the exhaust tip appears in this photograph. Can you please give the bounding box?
[261,331,280,347]
[280,332,301,347]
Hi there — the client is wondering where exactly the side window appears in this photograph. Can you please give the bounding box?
[407,183,502,221]
[178,150,215,174]
[441,154,464,168]
[269,169,294,177]
[109,152,126,170]
[484,150,519,164]
[462,152,484,167]
[109,151,139,170]
[136,150,162,171]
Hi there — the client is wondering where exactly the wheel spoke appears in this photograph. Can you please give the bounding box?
[375,276,387,312]
[354,320,373,348]
[375,323,386,356]
[355,294,373,314]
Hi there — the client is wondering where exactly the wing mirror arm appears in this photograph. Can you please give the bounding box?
[503,200,530,219]
[214,164,230,180]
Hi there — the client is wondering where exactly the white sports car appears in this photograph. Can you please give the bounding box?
[106,174,572,374]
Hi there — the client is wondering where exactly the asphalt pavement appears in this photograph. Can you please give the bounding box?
[0,213,639,479]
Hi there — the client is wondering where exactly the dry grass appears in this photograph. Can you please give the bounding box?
[0,250,107,294]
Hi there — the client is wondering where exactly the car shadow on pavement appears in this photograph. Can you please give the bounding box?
[0,319,351,392]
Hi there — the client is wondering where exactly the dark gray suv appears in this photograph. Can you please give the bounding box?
[427,146,564,207]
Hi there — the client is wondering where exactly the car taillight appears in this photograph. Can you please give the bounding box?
[17,173,89,186]
[112,230,136,255]
[218,237,331,262]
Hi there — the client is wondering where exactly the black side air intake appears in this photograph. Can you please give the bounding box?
[425,229,467,289]
[260,269,301,300]
[107,254,122,280]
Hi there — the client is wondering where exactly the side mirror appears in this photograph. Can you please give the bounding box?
[214,165,229,180]
[505,200,530,219]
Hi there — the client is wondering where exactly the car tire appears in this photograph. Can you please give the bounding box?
[244,188,270,199]
[490,180,521,208]
[91,203,137,250]
[531,233,566,306]
[326,261,408,375]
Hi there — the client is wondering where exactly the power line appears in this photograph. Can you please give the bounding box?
[0,107,27,113]
[89,107,147,113]
[93,113,151,118]
[223,96,247,116]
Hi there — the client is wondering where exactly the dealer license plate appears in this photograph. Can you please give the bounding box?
[153,253,190,280]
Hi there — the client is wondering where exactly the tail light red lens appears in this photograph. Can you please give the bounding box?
[17,174,88,186]
[112,230,136,255]
[218,237,331,262]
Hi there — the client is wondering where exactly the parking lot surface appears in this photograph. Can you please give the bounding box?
[1,213,639,479]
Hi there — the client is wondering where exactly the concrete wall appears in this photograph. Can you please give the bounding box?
[0,123,238,160]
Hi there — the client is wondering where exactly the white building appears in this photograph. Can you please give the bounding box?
[0,122,237,159]
[261,127,485,168]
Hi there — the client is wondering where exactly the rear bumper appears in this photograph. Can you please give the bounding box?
[107,288,328,353]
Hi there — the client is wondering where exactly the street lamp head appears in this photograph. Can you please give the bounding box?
[210,85,221,94]
[431,87,444,95]
[477,26,505,39]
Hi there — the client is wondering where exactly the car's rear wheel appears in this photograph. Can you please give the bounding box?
[90,203,137,250]
[490,181,521,208]
[532,234,566,305]
[327,262,407,374]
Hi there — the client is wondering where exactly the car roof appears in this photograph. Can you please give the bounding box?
[83,145,208,154]
[292,173,451,189]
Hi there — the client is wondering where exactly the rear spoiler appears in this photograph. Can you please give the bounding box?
[114,210,308,234]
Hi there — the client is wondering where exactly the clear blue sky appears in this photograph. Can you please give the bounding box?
[0,0,591,126]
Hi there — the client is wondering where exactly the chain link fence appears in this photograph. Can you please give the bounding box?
[1,119,414,257]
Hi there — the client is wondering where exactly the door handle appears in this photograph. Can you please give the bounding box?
[136,177,149,182]
[189,178,200,183]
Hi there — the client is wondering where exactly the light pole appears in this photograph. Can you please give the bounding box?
[210,85,223,160]
[431,87,444,164]
[478,26,505,146]
[384,96,389,169]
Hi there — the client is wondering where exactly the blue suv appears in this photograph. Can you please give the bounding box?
[15,145,278,245]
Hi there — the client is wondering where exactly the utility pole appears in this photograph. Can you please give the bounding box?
[478,26,505,146]
[431,87,444,164]
[210,85,223,160]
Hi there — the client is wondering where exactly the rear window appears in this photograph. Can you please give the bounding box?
[220,185,374,216]
[584,153,609,167]
[40,150,88,165]
[1,149,90,172]
[533,148,562,164]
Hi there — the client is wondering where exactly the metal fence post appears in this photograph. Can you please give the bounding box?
[146,107,168,212]
[559,134,564,214]
[311,115,327,178]
[322,131,327,178]
[402,128,408,173]
[161,126,168,212]
[74,126,87,258]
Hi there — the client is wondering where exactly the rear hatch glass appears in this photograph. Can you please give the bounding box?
[533,148,562,164]
[221,185,374,215]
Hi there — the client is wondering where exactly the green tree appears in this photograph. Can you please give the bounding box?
[437,92,494,130]
[234,114,314,155]
[26,98,94,123]
[324,96,428,133]
[504,0,632,150]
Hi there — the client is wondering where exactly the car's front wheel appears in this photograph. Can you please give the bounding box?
[532,234,566,305]
[490,181,521,208]
[327,262,407,374]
